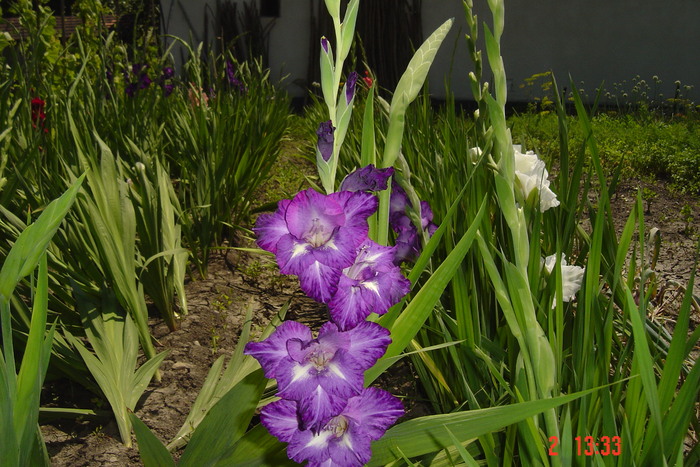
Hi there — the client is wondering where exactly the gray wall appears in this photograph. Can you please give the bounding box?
[162,0,700,103]
[423,0,700,103]
[160,0,312,96]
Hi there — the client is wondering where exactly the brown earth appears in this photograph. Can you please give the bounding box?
[40,149,700,465]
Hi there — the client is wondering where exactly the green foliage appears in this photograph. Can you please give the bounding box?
[0,177,83,467]
[65,289,168,448]
[510,111,700,193]
[164,55,290,276]
[0,2,290,452]
[300,1,700,464]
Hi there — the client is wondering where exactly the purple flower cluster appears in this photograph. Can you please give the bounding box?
[389,182,438,264]
[159,66,175,97]
[254,169,411,326]
[246,165,426,465]
[225,60,246,93]
[124,63,152,98]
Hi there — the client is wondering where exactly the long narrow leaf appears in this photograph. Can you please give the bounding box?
[130,413,176,467]
[369,386,603,465]
[368,198,486,383]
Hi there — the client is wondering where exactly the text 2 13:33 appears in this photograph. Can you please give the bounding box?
[548,435,622,456]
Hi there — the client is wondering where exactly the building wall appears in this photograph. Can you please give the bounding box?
[162,0,700,103]
[160,0,312,96]
[424,0,700,103]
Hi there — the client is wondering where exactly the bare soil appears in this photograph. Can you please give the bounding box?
[41,153,700,465]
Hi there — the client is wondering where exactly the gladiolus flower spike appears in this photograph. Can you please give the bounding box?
[250,165,418,465]
[253,188,377,303]
[245,321,403,466]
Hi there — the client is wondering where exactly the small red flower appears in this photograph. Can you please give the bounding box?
[31,97,48,132]
[363,70,373,88]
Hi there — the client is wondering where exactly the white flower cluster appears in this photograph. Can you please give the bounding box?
[513,145,560,211]
[543,254,585,307]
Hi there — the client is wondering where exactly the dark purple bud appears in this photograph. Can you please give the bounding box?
[346,71,358,105]
[139,74,152,89]
[420,201,438,235]
[321,37,329,54]
[226,60,235,83]
[393,226,420,265]
[132,63,145,75]
[162,83,174,97]
[106,67,113,82]
[125,83,137,97]
[316,120,335,162]
[340,164,394,192]
[162,66,174,79]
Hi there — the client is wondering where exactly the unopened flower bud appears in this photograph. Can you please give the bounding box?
[316,121,335,162]
[346,71,358,104]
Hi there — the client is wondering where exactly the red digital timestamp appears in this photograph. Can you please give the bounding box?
[548,435,622,457]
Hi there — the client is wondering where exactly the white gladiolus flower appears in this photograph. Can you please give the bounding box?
[513,146,560,211]
[543,254,585,306]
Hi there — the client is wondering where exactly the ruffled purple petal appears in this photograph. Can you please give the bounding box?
[316,321,351,351]
[328,275,376,330]
[285,189,345,240]
[330,191,377,247]
[275,235,315,275]
[332,190,378,223]
[353,239,397,267]
[276,349,362,402]
[374,268,411,311]
[328,427,372,466]
[340,165,394,192]
[342,387,404,440]
[309,227,358,269]
[244,321,313,379]
[260,399,300,443]
[298,386,348,431]
[297,261,342,303]
[254,199,291,253]
[345,321,391,369]
[288,429,332,465]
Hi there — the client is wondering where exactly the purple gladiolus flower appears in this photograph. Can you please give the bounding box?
[321,36,329,54]
[162,66,174,79]
[339,164,394,192]
[261,387,403,467]
[328,240,411,330]
[316,120,335,162]
[254,188,377,302]
[245,320,391,430]
[346,71,358,104]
